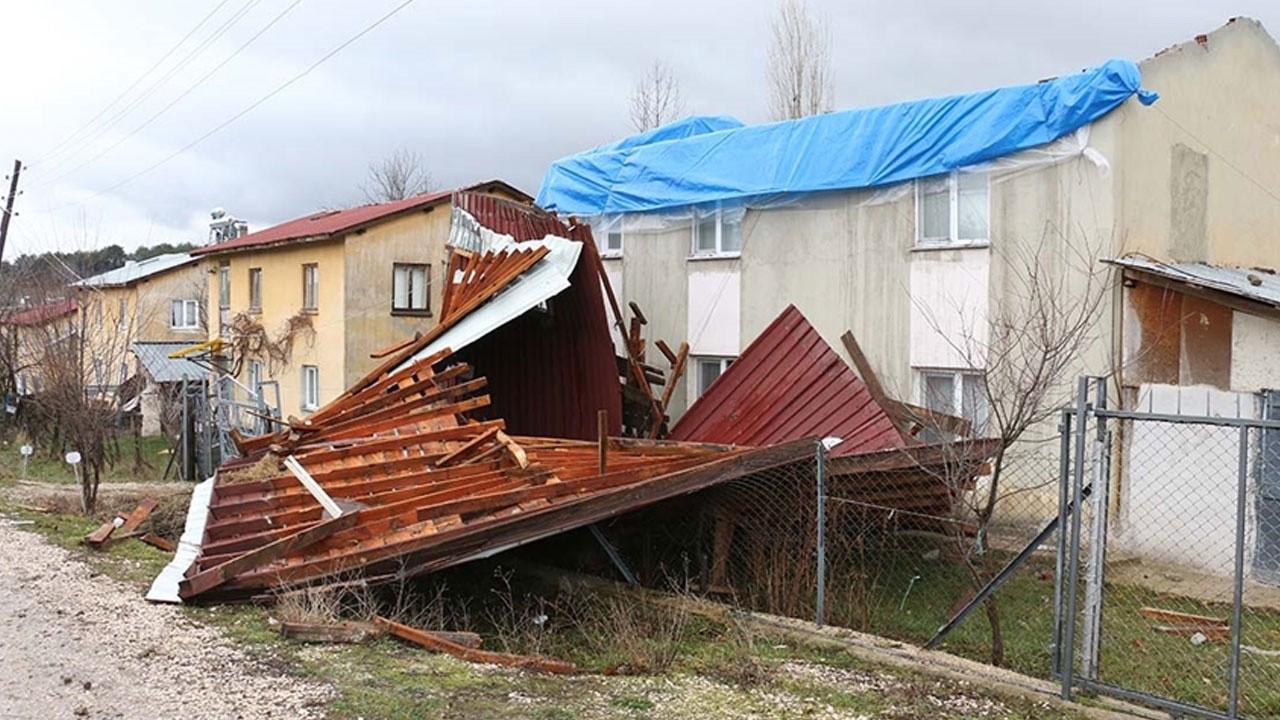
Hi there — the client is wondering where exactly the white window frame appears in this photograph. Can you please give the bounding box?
[692,356,735,399]
[914,171,990,249]
[301,263,319,312]
[117,297,128,330]
[392,263,430,313]
[218,261,231,310]
[690,208,742,258]
[170,299,200,330]
[917,368,988,433]
[301,364,320,412]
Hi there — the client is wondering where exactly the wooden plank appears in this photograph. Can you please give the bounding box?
[118,498,160,534]
[180,512,360,599]
[496,430,529,469]
[83,521,116,547]
[373,616,575,674]
[435,425,502,467]
[654,339,677,364]
[628,301,648,325]
[1138,606,1228,627]
[653,341,689,438]
[280,620,380,644]
[597,409,608,474]
[139,533,176,552]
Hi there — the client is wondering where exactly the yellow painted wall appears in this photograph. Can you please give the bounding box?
[211,239,347,416]
[342,206,451,386]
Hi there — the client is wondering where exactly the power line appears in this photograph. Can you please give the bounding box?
[36,0,305,189]
[35,0,264,177]
[1153,104,1280,209]
[56,0,421,210]
[35,0,236,165]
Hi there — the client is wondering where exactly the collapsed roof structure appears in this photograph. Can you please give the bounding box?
[150,196,998,604]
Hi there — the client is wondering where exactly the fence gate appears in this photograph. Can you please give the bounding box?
[1057,378,1280,720]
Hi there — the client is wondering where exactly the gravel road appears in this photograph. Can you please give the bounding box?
[0,517,334,719]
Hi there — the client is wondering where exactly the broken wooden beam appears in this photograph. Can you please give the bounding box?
[139,533,177,552]
[83,521,116,547]
[1138,606,1228,627]
[119,498,160,534]
[373,616,575,674]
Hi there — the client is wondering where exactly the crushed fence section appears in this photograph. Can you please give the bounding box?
[1059,378,1280,720]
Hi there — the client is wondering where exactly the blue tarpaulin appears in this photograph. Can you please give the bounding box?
[537,59,1157,215]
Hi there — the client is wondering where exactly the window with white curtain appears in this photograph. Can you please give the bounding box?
[392,263,430,313]
[915,171,989,247]
[170,299,200,330]
[691,208,742,257]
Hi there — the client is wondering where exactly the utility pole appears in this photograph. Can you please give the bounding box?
[0,159,23,264]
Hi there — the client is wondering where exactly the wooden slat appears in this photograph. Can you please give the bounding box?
[180,512,360,599]
[373,616,576,674]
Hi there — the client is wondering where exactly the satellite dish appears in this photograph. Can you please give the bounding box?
[211,207,226,220]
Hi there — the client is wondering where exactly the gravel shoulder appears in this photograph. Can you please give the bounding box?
[0,516,334,720]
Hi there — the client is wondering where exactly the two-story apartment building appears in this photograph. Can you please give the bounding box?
[1,298,79,398]
[72,252,205,432]
[538,18,1280,432]
[537,19,1280,569]
[191,180,532,416]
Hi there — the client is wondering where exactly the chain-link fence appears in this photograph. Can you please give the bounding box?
[1060,380,1280,720]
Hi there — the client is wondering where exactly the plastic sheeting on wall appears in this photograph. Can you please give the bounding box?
[536,59,1157,217]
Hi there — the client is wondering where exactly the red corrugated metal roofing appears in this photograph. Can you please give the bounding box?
[1,298,78,326]
[192,180,531,257]
[454,191,567,242]
[668,305,905,456]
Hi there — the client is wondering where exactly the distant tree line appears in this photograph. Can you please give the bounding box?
[0,241,199,303]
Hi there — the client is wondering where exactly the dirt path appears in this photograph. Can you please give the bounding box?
[0,517,333,720]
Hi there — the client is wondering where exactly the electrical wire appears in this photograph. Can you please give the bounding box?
[35,0,306,189]
[35,0,236,165]
[35,0,264,177]
[53,0,421,210]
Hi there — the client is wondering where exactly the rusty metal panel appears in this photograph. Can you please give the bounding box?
[669,305,904,456]
[1128,282,1182,386]
[1179,294,1233,388]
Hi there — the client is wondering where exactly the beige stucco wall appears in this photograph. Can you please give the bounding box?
[342,206,451,387]
[132,264,207,343]
[1121,18,1280,268]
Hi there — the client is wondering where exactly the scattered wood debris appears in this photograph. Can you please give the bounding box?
[139,533,177,553]
[279,620,380,645]
[83,498,160,549]
[1140,606,1230,643]
[373,616,575,674]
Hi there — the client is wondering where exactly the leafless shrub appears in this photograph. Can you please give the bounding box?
[630,60,686,132]
[766,0,834,121]
[226,311,314,376]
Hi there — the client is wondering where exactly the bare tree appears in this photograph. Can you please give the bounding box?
[916,230,1114,666]
[630,60,687,132]
[766,0,834,121]
[360,148,436,203]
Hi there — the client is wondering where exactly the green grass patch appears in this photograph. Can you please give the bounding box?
[0,432,174,485]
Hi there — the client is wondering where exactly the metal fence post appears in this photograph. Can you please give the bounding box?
[1052,407,1073,678]
[1228,425,1249,718]
[180,373,189,482]
[1061,376,1090,700]
[1080,381,1110,681]
[815,439,827,627]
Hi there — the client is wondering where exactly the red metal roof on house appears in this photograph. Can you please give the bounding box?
[668,305,905,456]
[192,180,530,257]
[1,298,78,326]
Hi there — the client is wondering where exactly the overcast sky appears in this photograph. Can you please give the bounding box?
[4,0,1277,257]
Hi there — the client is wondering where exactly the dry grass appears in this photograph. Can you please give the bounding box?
[219,453,281,485]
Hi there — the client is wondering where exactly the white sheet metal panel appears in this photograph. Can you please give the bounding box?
[686,265,740,356]
[1118,383,1258,576]
[603,261,625,355]
[401,233,583,368]
[146,476,215,603]
[908,248,989,370]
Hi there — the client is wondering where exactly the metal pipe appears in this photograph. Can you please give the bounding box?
[1052,408,1072,677]
[181,373,189,482]
[815,440,827,627]
[1228,425,1249,718]
[1092,408,1280,430]
[1061,376,1090,700]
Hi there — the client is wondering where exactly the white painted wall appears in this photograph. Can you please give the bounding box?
[602,259,625,354]
[1231,311,1280,393]
[1117,383,1258,574]
[687,263,740,356]
[908,247,990,371]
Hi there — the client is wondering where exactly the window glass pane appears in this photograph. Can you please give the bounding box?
[961,374,989,433]
[218,265,230,309]
[957,172,988,240]
[720,216,742,253]
[170,300,182,327]
[919,176,950,241]
[922,373,956,415]
[410,267,427,309]
[393,266,409,308]
[696,215,718,253]
[606,232,623,252]
[698,359,723,394]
